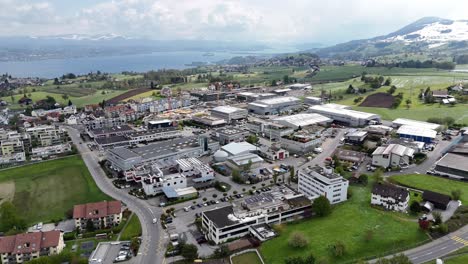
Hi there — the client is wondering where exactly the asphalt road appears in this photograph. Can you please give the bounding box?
[370,225,468,264]
[65,127,166,264]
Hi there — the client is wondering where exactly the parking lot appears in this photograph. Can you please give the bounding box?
[89,241,134,264]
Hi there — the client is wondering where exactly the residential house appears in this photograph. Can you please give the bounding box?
[0,230,65,264]
[371,183,409,212]
[73,201,122,231]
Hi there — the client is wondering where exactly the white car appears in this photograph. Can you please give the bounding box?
[152,218,158,224]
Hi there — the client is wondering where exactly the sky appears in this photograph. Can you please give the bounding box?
[1,0,467,45]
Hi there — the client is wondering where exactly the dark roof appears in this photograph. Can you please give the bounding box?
[372,183,409,202]
[287,196,312,208]
[423,190,451,206]
[203,206,237,228]
[90,125,133,136]
[95,135,129,145]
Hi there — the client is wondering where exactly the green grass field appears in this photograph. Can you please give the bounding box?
[231,252,263,264]
[260,183,427,263]
[0,156,110,224]
[390,174,468,204]
[120,213,142,241]
[444,254,468,264]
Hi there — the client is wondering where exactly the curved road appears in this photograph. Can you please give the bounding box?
[66,127,165,264]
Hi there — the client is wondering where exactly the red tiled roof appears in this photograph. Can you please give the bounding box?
[0,231,61,254]
[73,200,122,219]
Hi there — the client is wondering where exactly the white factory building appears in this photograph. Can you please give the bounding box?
[392,118,441,130]
[396,125,437,143]
[248,97,302,115]
[372,144,415,168]
[211,106,248,123]
[272,113,332,129]
[298,166,349,204]
[308,104,381,127]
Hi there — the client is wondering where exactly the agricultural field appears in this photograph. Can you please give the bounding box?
[231,251,263,264]
[260,181,427,264]
[390,174,468,204]
[0,156,110,225]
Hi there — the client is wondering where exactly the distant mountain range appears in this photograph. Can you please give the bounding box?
[315,17,468,60]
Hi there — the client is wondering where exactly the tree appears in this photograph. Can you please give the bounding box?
[432,211,442,225]
[288,232,309,248]
[232,169,243,183]
[387,85,397,94]
[213,245,230,258]
[313,196,331,217]
[329,241,345,257]
[0,202,26,233]
[243,159,253,172]
[409,201,421,214]
[68,99,73,106]
[181,243,198,261]
[384,77,392,86]
[358,174,368,185]
[53,78,59,85]
[284,254,315,264]
[289,166,295,184]
[85,219,95,232]
[451,189,462,200]
[405,99,412,109]
[246,134,259,144]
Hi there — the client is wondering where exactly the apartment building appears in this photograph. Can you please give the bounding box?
[73,201,122,230]
[0,230,65,264]
[298,166,349,204]
[30,143,72,160]
[371,183,409,212]
[25,125,67,147]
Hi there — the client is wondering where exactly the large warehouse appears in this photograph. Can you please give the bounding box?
[396,125,437,143]
[211,106,248,123]
[308,104,381,127]
[248,96,302,115]
[434,153,468,179]
[273,113,332,129]
[392,118,441,130]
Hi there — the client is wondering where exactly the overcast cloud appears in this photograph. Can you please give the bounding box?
[0,0,467,44]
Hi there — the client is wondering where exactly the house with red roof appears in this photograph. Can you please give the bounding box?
[0,230,64,263]
[73,200,122,230]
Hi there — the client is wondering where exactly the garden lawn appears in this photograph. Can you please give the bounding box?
[260,183,428,264]
[120,214,142,241]
[390,174,468,204]
[444,254,468,264]
[231,252,263,264]
[0,156,110,225]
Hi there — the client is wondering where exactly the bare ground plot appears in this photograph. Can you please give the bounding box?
[106,88,151,104]
[0,181,15,205]
[359,92,395,108]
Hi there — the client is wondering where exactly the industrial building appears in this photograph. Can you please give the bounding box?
[246,121,294,140]
[434,153,468,179]
[211,106,248,123]
[273,113,332,129]
[298,165,349,204]
[106,136,219,171]
[248,97,302,115]
[236,92,277,102]
[372,144,415,168]
[308,104,381,127]
[304,96,323,105]
[201,187,311,244]
[147,119,174,129]
[392,118,441,130]
[396,125,437,143]
[213,127,250,145]
[191,114,226,127]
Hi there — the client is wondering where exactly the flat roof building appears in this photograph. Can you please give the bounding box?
[213,127,250,145]
[298,165,349,204]
[248,96,301,115]
[273,113,332,129]
[397,125,437,143]
[309,104,380,127]
[211,106,248,123]
[434,153,468,179]
[392,118,441,130]
[201,187,311,244]
[107,136,219,171]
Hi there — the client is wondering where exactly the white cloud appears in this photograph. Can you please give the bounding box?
[0,0,467,44]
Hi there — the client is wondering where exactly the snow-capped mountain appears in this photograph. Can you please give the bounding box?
[29,33,131,41]
[316,17,468,59]
[380,20,468,46]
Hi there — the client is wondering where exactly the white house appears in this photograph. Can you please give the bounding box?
[372,144,415,168]
[371,183,409,212]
